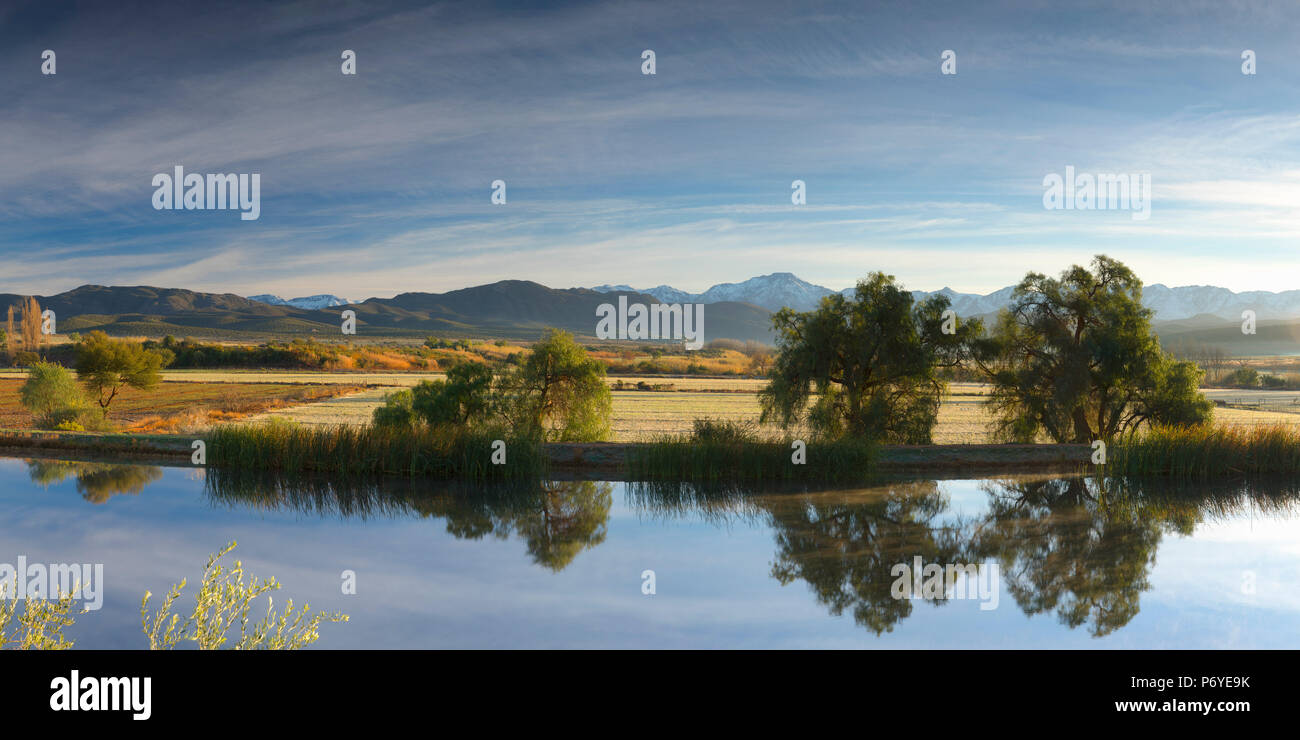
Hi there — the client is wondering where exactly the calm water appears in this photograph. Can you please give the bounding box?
[1,455,1297,648]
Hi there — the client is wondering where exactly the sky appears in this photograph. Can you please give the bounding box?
[3,0,1300,299]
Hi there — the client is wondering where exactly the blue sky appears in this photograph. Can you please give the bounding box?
[3,0,1300,298]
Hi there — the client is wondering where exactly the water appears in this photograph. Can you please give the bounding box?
[1,455,1297,648]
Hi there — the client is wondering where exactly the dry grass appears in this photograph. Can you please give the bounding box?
[0,378,365,433]
[7,366,1296,444]
[250,379,1300,443]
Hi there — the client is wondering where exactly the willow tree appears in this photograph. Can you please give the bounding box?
[760,272,981,444]
[973,255,1212,443]
[498,329,612,441]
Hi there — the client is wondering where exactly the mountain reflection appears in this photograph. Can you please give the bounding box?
[196,468,1300,636]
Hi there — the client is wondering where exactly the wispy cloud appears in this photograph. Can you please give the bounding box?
[4,0,1300,296]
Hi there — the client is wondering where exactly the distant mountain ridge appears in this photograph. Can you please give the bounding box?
[0,282,775,343]
[4,276,1297,347]
[591,273,1300,321]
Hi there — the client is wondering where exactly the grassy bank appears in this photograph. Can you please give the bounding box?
[206,422,545,480]
[626,420,878,482]
[1110,424,1300,478]
[11,420,1300,482]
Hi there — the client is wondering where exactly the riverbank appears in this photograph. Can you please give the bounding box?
[0,429,1094,477]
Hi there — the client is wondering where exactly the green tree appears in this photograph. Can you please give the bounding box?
[974,255,1212,443]
[74,331,172,417]
[759,272,980,443]
[18,361,91,428]
[1227,366,1259,388]
[498,329,612,441]
[412,361,494,428]
[371,388,415,428]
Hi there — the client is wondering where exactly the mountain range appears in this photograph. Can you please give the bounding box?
[592,272,1300,322]
[0,283,775,343]
[3,274,1299,352]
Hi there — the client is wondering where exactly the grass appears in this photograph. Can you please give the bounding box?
[1110,423,1300,478]
[188,375,1300,444]
[206,421,545,479]
[627,419,878,482]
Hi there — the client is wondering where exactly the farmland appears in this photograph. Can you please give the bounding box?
[228,375,1300,443]
[0,376,365,433]
[4,365,1299,442]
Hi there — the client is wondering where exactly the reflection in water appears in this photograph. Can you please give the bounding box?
[26,459,164,504]
[203,469,611,572]
[628,476,1300,637]
[972,477,1161,637]
[763,480,966,636]
[47,461,1299,639]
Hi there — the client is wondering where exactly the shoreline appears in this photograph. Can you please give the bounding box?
[0,429,1092,477]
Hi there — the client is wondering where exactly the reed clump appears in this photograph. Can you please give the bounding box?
[627,418,877,482]
[206,419,544,479]
[1109,423,1300,478]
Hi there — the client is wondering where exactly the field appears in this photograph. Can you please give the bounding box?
[233,377,1300,443]
[0,378,365,433]
[5,366,1299,442]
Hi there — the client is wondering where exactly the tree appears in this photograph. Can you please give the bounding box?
[973,255,1212,443]
[1227,366,1259,388]
[498,329,612,441]
[371,388,415,428]
[74,331,172,417]
[746,350,773,376]
[19,297,42,354]
[759,272,981,443]
[18,362,91,428]
[411,361,494,428]
[372,362,497,431]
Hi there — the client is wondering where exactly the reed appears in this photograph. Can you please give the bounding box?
[1109,423,1300,478]
[206,420,544,480]
[627,418,877,482]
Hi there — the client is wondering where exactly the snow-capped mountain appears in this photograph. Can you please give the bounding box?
[591,276,1300,321]
[590,284,697,304]
[699,273,836,311]
[593,273,836,312]
[249,294,351,310]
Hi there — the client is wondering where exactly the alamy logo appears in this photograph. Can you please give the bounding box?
[890,556,1000,611]
[152,166,261,221]
[1042,165,1150,221]
[0,557,104,611]
[595,296,704,350]
[50,670,151,720]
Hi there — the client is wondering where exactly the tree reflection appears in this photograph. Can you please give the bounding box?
[630,475,1300,638]
[26,459,163,504]
[204,469,611,572]
[629,479,970,635]
[203,466,1300,635]
[765,480,967,635]
[970,476,1163,637]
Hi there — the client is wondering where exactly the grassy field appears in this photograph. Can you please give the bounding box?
[7,366,1300,443]
[0,378,365,433]
[241,377,1300,442]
